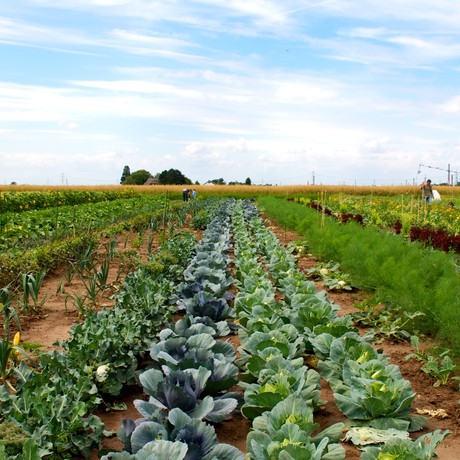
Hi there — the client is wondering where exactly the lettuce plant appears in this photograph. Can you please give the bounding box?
[315,333,424,430]
[277,269,317,303]
[317,332,384,381]
[233,287,278,317]
[290,295,342,332]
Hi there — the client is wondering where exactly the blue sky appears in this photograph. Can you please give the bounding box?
[1,1,460,186]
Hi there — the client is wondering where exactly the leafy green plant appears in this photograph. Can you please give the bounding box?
[241,361,322,420]
[404,335,428,362]
[21,269,47,314]
[314,333,425,430]
[0,286,20,334]
[0,332,32,392]
[406,336,457,386]
[286,239,310,259]
[361,429,450,460]
[237,326,305,369]
[149,331,238,395]
[421,354,456,387]
[0,423,40,459]
[146,232,155,254]
[352,301,423,343]
[94,256,111,291]
[323,272,354,291]
[306,261,341,280]
[64,292,89,318]
[258,195,460,354]
[78,272,101,307]
[190,210,209,230]
[247,394,344,460]
[104,408,244,459]
[0,354,104,457]
[136,366,238,424]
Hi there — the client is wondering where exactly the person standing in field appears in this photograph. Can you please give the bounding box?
[182,188,189,202]
[420,179,434,203]
[191,189,197,199]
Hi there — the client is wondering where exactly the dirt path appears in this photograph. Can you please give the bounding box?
[11,224,460,459]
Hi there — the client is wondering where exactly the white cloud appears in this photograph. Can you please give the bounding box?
[72,79,202,98]
[110,29,196,49]
[360,137,393,155]
[439,95,460,113]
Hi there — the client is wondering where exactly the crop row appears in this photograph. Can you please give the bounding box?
[0,189,140,215]
[301,193,460,234]
[101,199,245,458]
[230,200,449,458]
[294,195,460,256]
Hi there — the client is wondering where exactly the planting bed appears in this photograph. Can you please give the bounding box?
[11,218,460,459]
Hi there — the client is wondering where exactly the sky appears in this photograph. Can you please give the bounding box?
[1,1,460,186]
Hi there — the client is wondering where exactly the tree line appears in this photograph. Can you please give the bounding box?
[120,166,251,186]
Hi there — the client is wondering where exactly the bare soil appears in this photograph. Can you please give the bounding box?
[11,224,460,459]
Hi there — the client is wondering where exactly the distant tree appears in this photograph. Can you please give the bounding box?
[123,169,151,185]
[245,177,252,185]
[158,169,191,185]
[211,178,226,185]
[120,165,131,184]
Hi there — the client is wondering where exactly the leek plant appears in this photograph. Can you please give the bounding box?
[21,269,47,314]
[147,232,155,254]
[73,239,96,272]
[79,273,100,306]
[64,292,88,318]
[94,257,111,291]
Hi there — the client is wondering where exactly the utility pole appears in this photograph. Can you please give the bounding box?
[312,170,315,185]
[419,163,459,185]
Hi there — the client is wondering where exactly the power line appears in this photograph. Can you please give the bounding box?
[417,163,458,184]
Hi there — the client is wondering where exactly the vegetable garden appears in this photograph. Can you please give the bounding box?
[0,186,459,459]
